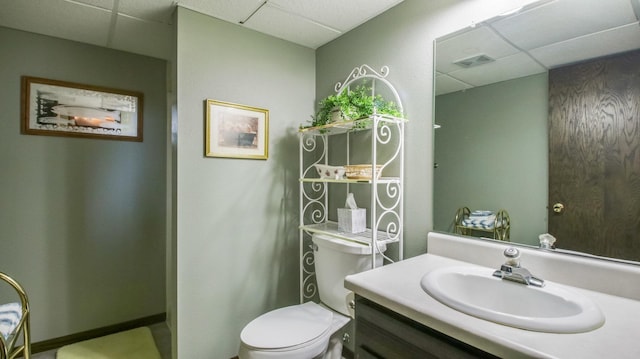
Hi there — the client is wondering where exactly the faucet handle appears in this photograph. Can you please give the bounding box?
[503,247,519,258]
[539,233,557,249]
[503,247,520,267]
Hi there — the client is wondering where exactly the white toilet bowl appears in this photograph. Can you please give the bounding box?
[238,302,348,359]
[239,233,385,359]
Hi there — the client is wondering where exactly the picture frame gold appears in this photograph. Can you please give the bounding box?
[21,76,143,141]
[205,99,269,160]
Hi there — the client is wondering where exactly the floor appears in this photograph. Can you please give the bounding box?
[30,322,171,359]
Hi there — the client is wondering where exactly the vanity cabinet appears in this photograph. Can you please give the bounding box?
[354,296,498,359]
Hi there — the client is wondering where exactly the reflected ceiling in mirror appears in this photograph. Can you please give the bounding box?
[433,0,640,263]
[435,0,640,96]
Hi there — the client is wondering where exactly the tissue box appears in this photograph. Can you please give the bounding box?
[337,208,366,233]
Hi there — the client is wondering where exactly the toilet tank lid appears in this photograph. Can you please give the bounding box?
[240,302,332,350]
[312,233,386,255]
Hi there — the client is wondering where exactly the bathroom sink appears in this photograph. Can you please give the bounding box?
[420,266,605,333]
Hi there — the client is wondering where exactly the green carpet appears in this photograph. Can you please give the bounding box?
[57,327,161,359]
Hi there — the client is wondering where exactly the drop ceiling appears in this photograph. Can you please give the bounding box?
[435,0,640,95]
[0,0,404,59]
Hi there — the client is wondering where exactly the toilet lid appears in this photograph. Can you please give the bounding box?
[241,302,333,349]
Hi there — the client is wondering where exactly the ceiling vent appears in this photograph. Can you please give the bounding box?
[454,54,495,68]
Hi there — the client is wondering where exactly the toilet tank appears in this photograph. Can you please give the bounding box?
[312,233,386,317]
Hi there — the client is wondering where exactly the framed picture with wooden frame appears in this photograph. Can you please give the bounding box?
[205,99,269,160]
[21,76,143,141]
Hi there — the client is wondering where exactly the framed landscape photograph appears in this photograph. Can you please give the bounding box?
[21,76,143,141]
[205,99,269,160]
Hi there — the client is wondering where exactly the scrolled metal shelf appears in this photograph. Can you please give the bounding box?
[298,115,407,136]
[299,177,400,184]
[300,221,399,246]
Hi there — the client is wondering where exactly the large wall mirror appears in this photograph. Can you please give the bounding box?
[433,0,640,262]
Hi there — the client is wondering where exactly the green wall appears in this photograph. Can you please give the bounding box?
[316,0,538,257]
[434,74,549,245]
[0,27,167,341]
[174,7,315,358]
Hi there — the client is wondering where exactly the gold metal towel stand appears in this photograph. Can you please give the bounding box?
[0,272,30,359]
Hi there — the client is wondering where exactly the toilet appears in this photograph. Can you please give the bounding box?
[238,233,386,359]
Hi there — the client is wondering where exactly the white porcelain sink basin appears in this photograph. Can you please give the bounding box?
[421,266,605,333]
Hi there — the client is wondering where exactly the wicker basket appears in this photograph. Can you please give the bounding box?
[345,164,383,180]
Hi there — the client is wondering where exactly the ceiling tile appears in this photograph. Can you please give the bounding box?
[111,14,173,59]
[492,0,637,50]
[530,22,640,68]
[436,25,520,74]
[0,0,112,47]
[268,0,403,32]
[435,74,472,96]
[177,0,265,23]
[117,0,175,23]
[68,0,113,9]
[1,0,408,57]
[449,52,546,87]
[243,4,341,49]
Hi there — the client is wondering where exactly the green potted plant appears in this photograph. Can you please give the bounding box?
[303,83,402,129]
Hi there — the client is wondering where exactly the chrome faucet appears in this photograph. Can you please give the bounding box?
[492,247,545,287]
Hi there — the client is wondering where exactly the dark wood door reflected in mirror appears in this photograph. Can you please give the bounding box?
[548,50,640,262]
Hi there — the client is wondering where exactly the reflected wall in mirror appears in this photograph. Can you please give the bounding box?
[433,0,640,262]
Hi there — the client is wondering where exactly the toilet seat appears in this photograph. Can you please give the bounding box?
[241,302,333,351]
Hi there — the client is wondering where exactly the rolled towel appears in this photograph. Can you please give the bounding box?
[470,210,494,218]
[462,215,498,229]
[0,302,22,340]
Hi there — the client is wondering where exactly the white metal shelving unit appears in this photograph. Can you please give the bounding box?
[298,64,405,303]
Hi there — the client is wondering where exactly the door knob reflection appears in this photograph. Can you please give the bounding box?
[553,203,564,213]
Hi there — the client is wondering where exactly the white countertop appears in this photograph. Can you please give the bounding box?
[344,253,640,358]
